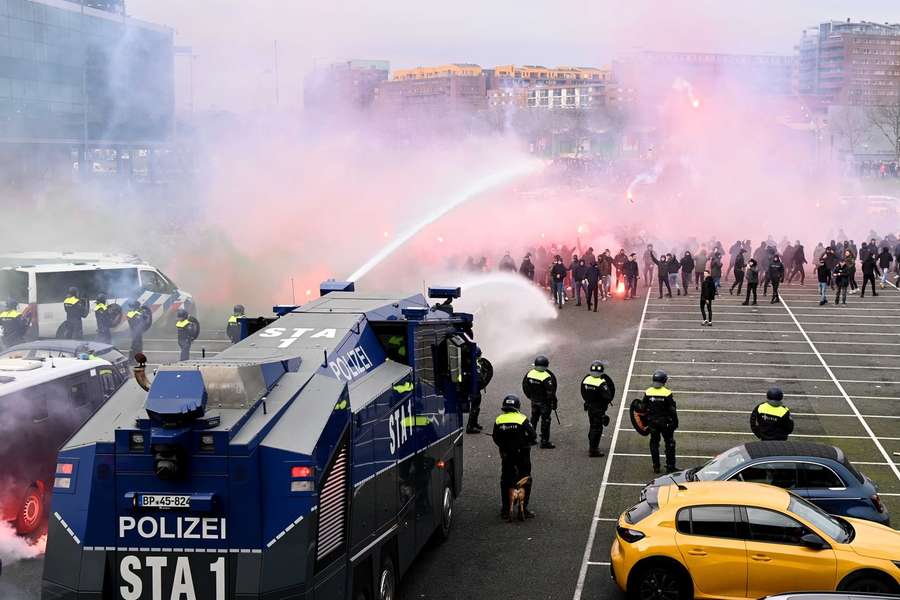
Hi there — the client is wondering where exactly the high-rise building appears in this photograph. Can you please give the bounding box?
[303,59,389,111]
[798,20,900,106]
[0,0,174,176]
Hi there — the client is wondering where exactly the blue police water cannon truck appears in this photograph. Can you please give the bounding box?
[42,282,486,600]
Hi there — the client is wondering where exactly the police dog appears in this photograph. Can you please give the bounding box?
[508,476,532,522]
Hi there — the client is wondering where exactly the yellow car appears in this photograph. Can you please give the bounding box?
[610,481,900,600]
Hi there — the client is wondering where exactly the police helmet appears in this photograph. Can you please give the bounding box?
[128,299,141,309]
[96,293,107,303]
[233,304,245,314]
[589,360,605,374]
[766,387,784,402]
[652,370,668,385]
[68,286,78,296]
[176,308,189,319]
[533,355,549,368]
[501,394,521,412]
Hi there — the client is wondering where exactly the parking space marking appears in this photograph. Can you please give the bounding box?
[642,337,900,346]
[674,408,900,419]
[627,389,900,400]
[780,298,900,482]
[635,359,900,370]
[573,289,651,600]
[639,348,900,358]
[649,319,900,327]
[618,429,888,440]
[634,373,900,385]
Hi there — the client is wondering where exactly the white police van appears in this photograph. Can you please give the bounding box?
[0,253,195,339]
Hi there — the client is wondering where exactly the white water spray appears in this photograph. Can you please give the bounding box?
[347,160,542,282]
[453,272,557,368]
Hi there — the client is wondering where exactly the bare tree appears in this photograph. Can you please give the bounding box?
[867,97,900,161]
[830,105,869,157]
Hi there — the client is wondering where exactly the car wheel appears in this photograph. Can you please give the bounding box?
[432,475,454,544]
[839,572,899,594]
[15,482,46,536]
[377,555,398,600]
[631,564,689,600]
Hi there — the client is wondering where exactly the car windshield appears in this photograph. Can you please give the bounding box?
[788,495,851,543]
[694,446,750,480]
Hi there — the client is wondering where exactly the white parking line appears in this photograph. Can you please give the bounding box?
[626,389,900,400]
[649,319,900,327]
[634,373,900,385]
[609,453,898,467]
[635,359,900,371]
[618,429,896,440]
[674,408,900,419]
[639,348,900,359]
[642,337,900,346]
[646,310,899,317]
[573,289,651,600]
[646,327,899,337]
[780,298,900,483]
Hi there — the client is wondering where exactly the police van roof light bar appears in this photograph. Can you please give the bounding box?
[428,286,461,300]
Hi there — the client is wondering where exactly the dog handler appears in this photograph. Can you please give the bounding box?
[492,394,537,521]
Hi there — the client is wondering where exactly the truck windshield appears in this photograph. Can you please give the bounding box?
[0,270,28,303]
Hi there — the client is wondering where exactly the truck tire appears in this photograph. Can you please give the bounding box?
[376,555,398,600]
[15,482,47,536]
[432,474,454,544]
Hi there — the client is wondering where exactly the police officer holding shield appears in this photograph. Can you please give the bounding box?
[581,361,616,457]
[641,370,679,474]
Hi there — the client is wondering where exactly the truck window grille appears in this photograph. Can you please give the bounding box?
[316,441,349,563]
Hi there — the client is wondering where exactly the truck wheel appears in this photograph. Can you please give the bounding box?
[15,482,46,536]
[376,555,397,600]
[432,475,454,544]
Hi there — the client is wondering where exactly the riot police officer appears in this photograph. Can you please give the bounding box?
[750,387,794,441]
[94,293,113,344]
[175,309,200,361]
[522,355,558,449]
[62,286,89,339]
[126,300,151,363]
[226,304,245,344]
[0,298,28,348]
[492,394,537,520]
[642,370,678,474]
[466,347,493,434]
[581,360,616,457]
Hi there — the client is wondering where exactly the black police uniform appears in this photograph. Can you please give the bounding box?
[581,373,615,455]
[466,355,493,434]
[643,385,678,472]
[226,312,243,344]
[750,401,794,441]
[767,259,785,303]
[63,293,89,339]
[176,314,200,360]
[492,407,537,517]
[126,305,151,362]
[0,305,28,348]
[522,367,558,447]
[94,300,113,344]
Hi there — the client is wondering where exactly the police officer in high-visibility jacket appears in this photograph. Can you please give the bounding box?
[94,293,113,344]
[226,304,244,344]
[750,387,794,441]
[581,360,616,457]
[175,309,200,361]
[0,298,28,348]
[62,287,89,339]
[522,355,558,449]
[643,370,679,474]
[492,394,537,520]
[126,300,151,363]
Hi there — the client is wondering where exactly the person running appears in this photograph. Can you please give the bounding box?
[877,246,894,288]
[700,270,716,326]
[860,252,880,297]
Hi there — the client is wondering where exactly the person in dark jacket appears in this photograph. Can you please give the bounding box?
[730,250,746,295]
[750,388,794,441]
[550,256,567,308]
[492,394,537,520]
[126,300,151,363]
[613,249,628,289]
[823,247,839,287]
[709,252,723,294]
[700,270,716,326]
[498,252,517,272]
[877,246,893,288]
[519,254,535,281]
[833,259,850,305]
[767,255,785,303]
[844,248,859,293]
[789,241,807,284]
[227,304,245,344]
[860,253,880,297]
[679,252,694,297]
[624,253,639,299]
[726,240,742,281]
[94,293,114,344]
[816,258,830,305]
[573,259,588,306]
[585,261,600,311]
[567,254,579,299]
[666,253,681,296]
[0,298,28,348]
[581,360,616,457]
[742,258,760,305]
[175,308,200,361]
[522,355,558,449]
[642,244,656,287]
[642,370,679,474]
[761,246,776,295]
[650,251,672,298]
[693,248,707,290]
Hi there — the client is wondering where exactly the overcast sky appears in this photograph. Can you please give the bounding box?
[126,0,900,112]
